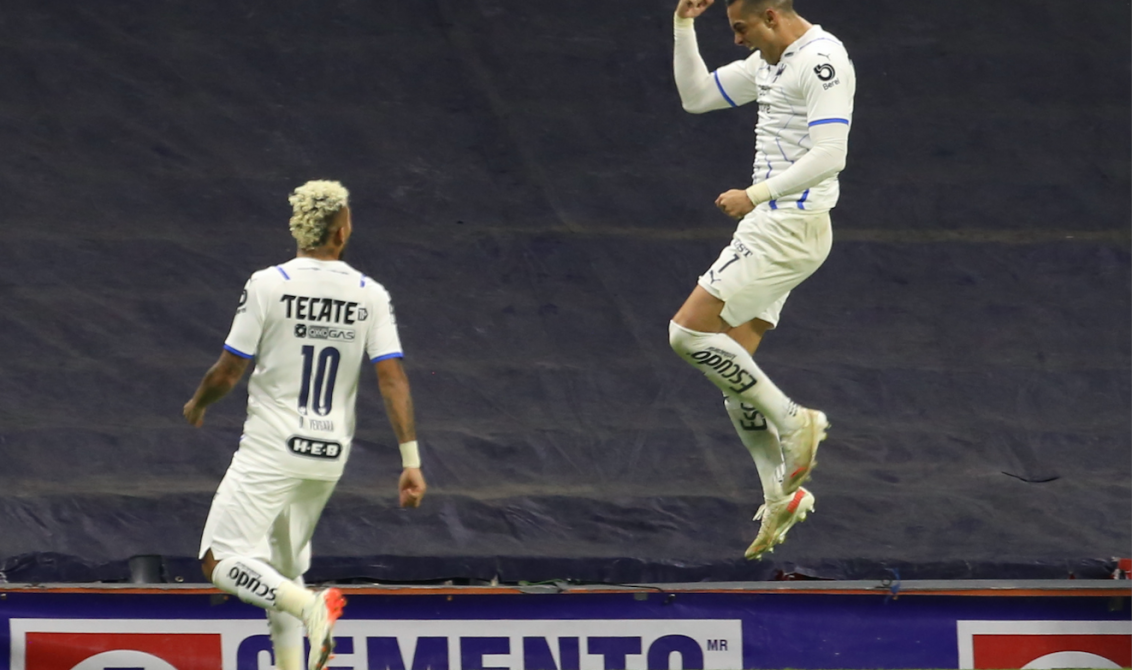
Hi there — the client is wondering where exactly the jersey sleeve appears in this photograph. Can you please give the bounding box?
[799,47,855,128]
[711,54,763,109]
[224,274,267,359]
[366,285,403,364]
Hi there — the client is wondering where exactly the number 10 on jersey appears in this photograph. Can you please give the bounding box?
[299,345,341,416]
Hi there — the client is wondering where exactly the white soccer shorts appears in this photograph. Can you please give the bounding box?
[199,460,337,580]
[698,207,833,328]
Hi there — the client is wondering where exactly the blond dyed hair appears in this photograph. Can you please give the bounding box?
[288,180,349,249]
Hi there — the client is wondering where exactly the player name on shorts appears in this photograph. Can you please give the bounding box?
[280,294,368,324]
[287,436,343,459]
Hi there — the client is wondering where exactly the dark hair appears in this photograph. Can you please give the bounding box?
[726,0,795,14]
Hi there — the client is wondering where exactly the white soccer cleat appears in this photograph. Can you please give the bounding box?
[745,487,815,560]
[304,588,346,670]
[779,408,829,494]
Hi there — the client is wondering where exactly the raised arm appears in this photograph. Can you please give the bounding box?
[673,0,734,114]
[374,357,426,507]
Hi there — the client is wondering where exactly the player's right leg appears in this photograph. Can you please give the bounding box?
[269,479,344,670]
[722,318,817,558]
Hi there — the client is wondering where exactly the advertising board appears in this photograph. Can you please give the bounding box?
[1,586,1128,669]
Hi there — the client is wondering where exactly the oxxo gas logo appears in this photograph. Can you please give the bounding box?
[10,619,742,670]
[957,620,1132,669]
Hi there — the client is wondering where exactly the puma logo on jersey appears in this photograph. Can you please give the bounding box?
[281,294,361,324]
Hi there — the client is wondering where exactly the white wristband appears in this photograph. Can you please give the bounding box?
[399,441,421,469]
[745,182,773,206]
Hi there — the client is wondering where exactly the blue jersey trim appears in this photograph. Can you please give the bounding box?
[808,118,850,127]
[224,344,254,359]
[797,189,811,210]
[769,200,778,210]
[276,266,291,280]
[370,352,404,364]
[713,71,738,108]
[360,275,369,287]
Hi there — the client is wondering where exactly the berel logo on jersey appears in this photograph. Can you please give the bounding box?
[957,620,1132,669]
[813,63,836,81]
[288,436,343,459]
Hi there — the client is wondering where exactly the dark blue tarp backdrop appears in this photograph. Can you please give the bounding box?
[0,0,1128,583]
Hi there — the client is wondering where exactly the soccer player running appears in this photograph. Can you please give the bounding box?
[183,181,427,670]
[667,0,855,559]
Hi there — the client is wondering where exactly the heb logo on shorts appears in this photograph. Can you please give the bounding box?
[8,619,267,670]
[288,436,343,459]
[957,620,1132,669]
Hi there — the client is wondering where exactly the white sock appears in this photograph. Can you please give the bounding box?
[211,557,314,617]
[268,608,304,670]
[724,395,786,502]
[670,321,802,430]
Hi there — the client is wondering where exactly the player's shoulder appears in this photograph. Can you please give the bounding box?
[785,25,851,67]
[731,49,767,79]
[339,263,393,302]
[245,264,293,290]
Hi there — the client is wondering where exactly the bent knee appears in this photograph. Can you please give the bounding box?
[668,320,691,354]
[669,320,710,358]
[200,549,219,582]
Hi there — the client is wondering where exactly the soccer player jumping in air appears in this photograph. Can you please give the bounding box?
[667,0,856,559]
[184,181,427,670]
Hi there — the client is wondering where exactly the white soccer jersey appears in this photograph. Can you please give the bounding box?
[222,257,403,481]
[712,25,855,212]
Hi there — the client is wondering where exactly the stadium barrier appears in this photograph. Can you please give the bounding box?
[2,580,1129,669]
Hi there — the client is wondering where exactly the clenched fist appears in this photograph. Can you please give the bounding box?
[676,0,714,20]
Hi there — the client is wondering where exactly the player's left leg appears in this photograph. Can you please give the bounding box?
[267,606,304,670]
